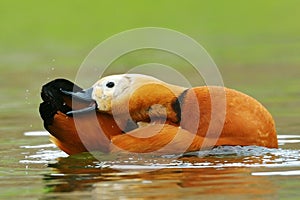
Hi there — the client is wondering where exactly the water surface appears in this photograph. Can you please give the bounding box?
[21,134,300,199]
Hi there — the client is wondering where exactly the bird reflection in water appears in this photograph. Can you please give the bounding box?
[43,152,278,199]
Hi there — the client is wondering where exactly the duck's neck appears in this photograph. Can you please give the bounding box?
[127,83,187,124]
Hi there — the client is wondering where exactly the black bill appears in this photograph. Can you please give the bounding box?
[60,87,94,103]
[60,87,97,115]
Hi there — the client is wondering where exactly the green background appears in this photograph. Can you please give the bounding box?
[1,0,300,67]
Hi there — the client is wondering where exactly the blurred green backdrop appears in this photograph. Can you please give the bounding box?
[0,0,299,132]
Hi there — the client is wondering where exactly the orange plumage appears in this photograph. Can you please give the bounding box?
[39,75,277,155]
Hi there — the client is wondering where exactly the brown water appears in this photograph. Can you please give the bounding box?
[1,66,300,199]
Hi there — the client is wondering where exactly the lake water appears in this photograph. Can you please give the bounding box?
[1,66,300,199]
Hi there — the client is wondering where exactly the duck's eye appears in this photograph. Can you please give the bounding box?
[106,81,115,88]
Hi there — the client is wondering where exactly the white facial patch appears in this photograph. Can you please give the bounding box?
[91,74,131,111]
[90,74,171,112]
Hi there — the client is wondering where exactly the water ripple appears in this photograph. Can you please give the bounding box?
[20,132,300,170]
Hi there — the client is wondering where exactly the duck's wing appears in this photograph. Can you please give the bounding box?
[39,79,122,155]
[39,79,83,127]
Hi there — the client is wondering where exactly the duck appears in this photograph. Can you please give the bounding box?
[39,74,278,155]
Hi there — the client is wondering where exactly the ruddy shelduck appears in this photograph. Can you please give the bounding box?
[39,74,278,155]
